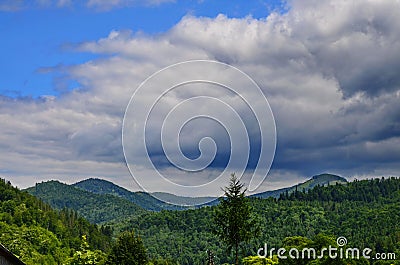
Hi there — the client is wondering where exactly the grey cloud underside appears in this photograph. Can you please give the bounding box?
[1,0,400,192]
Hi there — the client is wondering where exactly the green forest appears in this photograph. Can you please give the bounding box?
[0,178,112,264]
[1,176,399,264]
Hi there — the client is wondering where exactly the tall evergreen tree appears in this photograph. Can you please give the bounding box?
[213,174,260,265]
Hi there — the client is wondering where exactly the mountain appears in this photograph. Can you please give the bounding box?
[151,192,217,206]
[25,180,146,224]
[19,175,399,264]
[73,178,189,211]
[75,173,347,204]
[0,178,112,265]
[123,177,400,265]
[294,173,347,190]
[23,173,348,225]
[251,173,347,199]
[26,173,348,218]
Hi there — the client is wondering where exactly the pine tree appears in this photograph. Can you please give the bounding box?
[213,173,260,265]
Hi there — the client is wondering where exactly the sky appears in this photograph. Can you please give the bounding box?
[1,0,400,197]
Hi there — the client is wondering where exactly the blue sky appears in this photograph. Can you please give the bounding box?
[0,0,399,197]
[0,0,284,97]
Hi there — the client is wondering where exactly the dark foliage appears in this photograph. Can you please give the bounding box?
[107,230,148,265]
[25,180,145,224]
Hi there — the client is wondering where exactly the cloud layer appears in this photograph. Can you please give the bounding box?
[0,0,173,11]
[1,0,400,194]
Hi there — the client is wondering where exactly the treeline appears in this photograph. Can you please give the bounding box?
[0,178,112,264]
[0,178,180,265]
[279,177,400,202]
[122,177,399,264]
[1,177,399,264]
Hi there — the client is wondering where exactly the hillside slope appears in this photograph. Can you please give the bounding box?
[25,180,145,224]
[151,191,216,206]
[73,178,188,211]
[74,173,347,205]
[122,177,399,265]
[252,173,347,199]
[0,178,112,265]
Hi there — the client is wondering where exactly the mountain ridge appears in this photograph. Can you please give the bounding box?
[73,178,189,211]
[75,173,347,199]
[251,173,348,199]
[25,180,146,224]
[24,173,348,218]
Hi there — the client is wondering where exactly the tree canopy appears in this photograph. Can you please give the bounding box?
[107,230,148,265]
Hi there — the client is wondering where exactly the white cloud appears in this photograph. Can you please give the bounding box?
[2,0,400,195]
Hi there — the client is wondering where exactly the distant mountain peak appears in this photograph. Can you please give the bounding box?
[75,178,117,186]
[25,180,145,224]
[73,178,189,211]
[311,173,347,182]
[251,173,348,199]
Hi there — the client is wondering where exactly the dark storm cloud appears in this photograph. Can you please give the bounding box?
[289,0,400,98]
[1,0,400,192]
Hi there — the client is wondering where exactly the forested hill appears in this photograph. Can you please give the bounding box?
[16,176,400,264]
[251,173,347,199]
[74,178,216,207]
[279,176,400,202]
[25,180,146,224]
[73,178,187,211]
[0,178,112,265]
[121,177,400,264]
[27,173,348,218]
